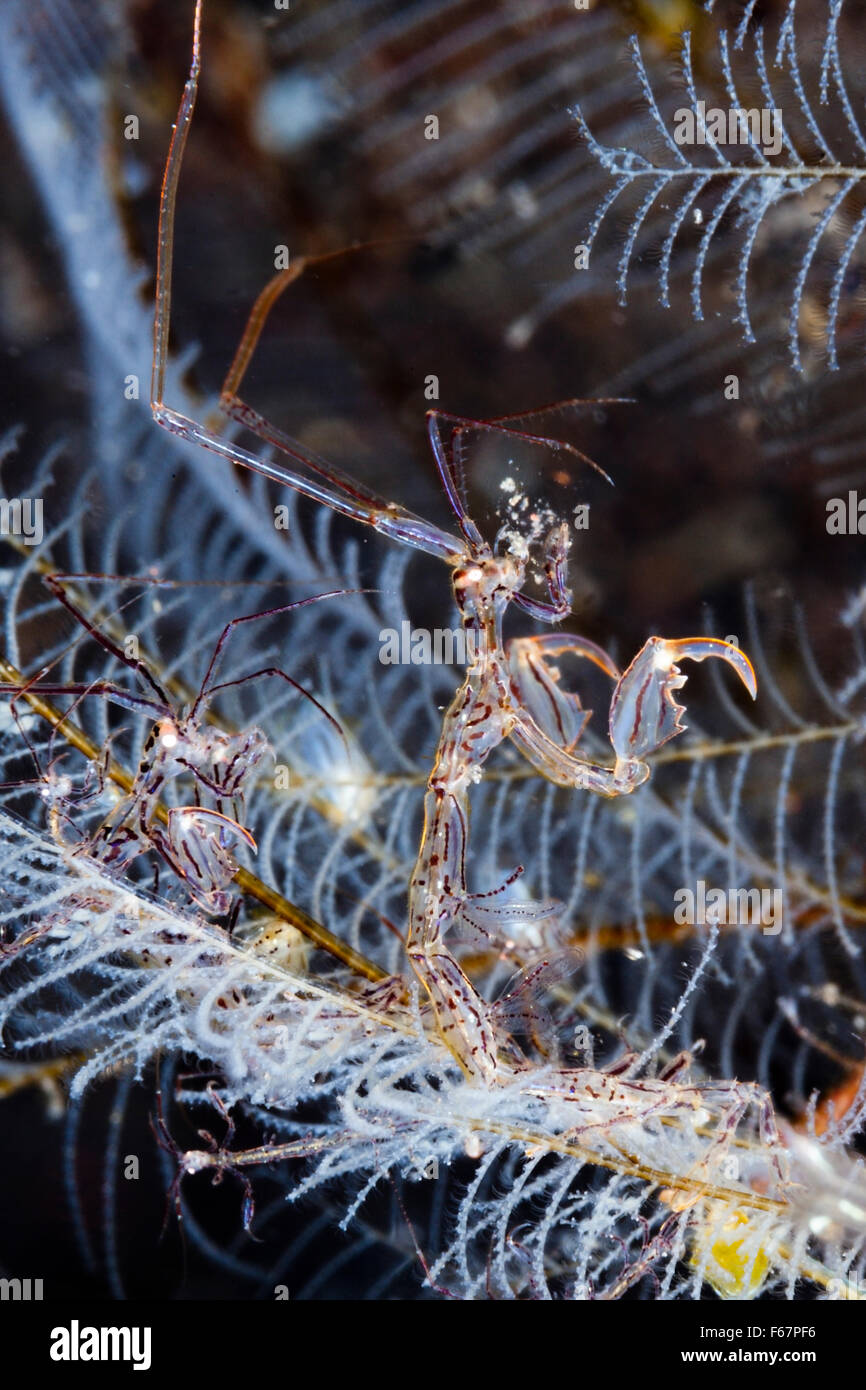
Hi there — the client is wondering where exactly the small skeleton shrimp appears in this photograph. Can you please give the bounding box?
[151,2,759,1072]
[1,576,350,913]
[525,1055,785,1184]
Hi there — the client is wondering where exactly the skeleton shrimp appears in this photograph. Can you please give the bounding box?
[150,3,762,1094]
[1,575,349,914]
[525,1050,784,1182]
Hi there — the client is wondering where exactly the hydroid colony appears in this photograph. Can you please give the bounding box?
[0,0,865,1299]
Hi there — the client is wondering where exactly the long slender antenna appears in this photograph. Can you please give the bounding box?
[149,2,463,563]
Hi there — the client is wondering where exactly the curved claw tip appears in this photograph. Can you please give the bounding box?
[610,635,757,766]
[666,638,757,700]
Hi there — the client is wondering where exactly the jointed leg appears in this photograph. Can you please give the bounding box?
[150,2,461,564]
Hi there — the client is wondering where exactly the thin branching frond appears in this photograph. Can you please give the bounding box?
[572,0,866,372]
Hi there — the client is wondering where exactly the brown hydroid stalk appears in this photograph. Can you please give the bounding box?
[180,1113,790,1216]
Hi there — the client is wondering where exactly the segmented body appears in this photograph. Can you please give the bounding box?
[407,556,523,1081]
[526,1068,783,1162]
